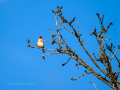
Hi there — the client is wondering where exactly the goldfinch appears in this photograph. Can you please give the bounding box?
[37,36,45,53]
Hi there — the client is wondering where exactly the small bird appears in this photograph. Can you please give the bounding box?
[37,36,45,53]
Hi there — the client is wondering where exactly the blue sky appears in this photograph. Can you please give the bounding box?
[0,0,120,90]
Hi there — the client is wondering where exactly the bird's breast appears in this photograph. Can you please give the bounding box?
[37,42,44,47]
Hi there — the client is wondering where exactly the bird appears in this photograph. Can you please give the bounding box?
[37,36,45,53]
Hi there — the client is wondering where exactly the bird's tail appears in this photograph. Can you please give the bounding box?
[42,49,45,53]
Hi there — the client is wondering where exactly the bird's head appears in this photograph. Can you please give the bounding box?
[39,36,42,39]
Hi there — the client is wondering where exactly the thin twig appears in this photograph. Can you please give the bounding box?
[39,52,63,58]
[43,40,53,42]
[62,57,72,66]
[71,72,91,81]
[102,31,105,49]
[54,8,60,44]
[90,81,98,90]
[110,48,119,62]
[76,19,79,36]
[105,38,112,41]
[59,22,75,34]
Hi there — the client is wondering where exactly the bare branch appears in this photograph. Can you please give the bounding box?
[39,52,63,58]
[90,81,98,90]
[59,22,75,34]
[62,57,71,66]
[76,19,80,36]
[105,38,112,41]
[110,48,119,62]
[71,72,92,81]
[54,8,60,44]
[43,40,53,42]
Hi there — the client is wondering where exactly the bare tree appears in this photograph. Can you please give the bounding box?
[26,6,120,90]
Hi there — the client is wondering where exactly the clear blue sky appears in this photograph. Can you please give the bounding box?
[0,0,120,90]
